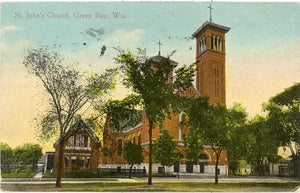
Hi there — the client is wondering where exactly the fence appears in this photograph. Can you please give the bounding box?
[1,163,37,172]
[99,167,146,175]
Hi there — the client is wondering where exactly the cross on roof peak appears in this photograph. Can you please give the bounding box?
[157,40,163,56]
[208,3,214,22]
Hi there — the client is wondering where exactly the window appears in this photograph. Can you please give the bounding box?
[65,156,69,168]
[210,35,222,51]
[80,157,84,168]
[68,136,74,147]
[214,67,219,97]
[117,139,123,156]
[71,156,77,168]
[198,36,206,54]
[200,69,204,91]
[86,157,90,168]
[138,135,141,145]
[77,134,84,147]
[84,136,90,147]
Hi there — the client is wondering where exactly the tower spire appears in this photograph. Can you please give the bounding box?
[157,40,163,56]
[208,2,213,22]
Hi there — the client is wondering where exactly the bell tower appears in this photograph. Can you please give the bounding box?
[192,21,230,105]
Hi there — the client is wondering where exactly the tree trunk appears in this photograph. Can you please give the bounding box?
[215,155,219,184]
[129,164,133,178]
[148,121,153,185]
[55,137,64,188]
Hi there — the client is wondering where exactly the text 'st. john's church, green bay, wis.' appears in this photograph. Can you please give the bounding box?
[50,11,231,175]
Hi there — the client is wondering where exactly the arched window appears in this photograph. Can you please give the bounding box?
[198,39,201,54]
[214,67,219,97]
[68,136,74,147]
[77,134,84,147]
[211,35,222,51]
[198,36,206,55]
[199,154,209,160]
[200,69,204,91]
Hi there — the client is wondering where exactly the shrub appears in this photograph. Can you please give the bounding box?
[42,170,128,178]
[1,168,36,178]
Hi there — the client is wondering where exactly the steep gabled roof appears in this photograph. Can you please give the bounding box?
[111,110,143,132]
[53,120,101,148]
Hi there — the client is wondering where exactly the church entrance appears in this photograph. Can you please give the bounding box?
[200,162,205,173]
[199,153,208,173]
[174,161,179,173]
[186,162,193,173]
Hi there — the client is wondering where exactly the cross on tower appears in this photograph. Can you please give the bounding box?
[208,3,213,22]
[157,40,163,56]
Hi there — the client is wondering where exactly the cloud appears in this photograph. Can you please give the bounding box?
[1,25,21,35]
[114,29,144,42]
[107,29,144,49]
[63,28,145,71]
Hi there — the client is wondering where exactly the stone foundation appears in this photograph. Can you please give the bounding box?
[99,163,228,176]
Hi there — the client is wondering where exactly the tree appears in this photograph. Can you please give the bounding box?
[0,143,13,164]
[226,103,248,175]
[185,97,247,184]
[113,48,195,185]
[243,115,279,175]
[153,129,182,174]
[24,47,117,187]
[123,142,144,177]
[13,143,43,164]
[184,133,204,163]
[263,82,300,161]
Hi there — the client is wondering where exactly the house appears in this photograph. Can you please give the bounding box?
[53,120,101,171]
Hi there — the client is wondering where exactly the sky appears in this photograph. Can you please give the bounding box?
[1,2,300,150]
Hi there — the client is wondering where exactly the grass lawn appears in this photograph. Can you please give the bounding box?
[1,181,300,192]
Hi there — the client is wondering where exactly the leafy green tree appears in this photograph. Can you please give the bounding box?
[153,129,182,174]
[243,115,279,175]
[123,142,144,177]
[13,143,43,164]
[185,97,247,184]
[1,143,13,164]
[226,103,248,175]
[184,132,204,163]
[112,48,195,185]
[263,82,300,161]
[24,47,117,187]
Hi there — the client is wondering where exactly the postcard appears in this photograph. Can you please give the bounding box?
[1,2,300,192]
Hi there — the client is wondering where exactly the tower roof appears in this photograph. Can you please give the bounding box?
[192,21,230,38]
[149,55,178,67]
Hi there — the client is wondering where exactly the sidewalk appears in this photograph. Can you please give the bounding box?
[2,174,299,183]
[1,176,300,192]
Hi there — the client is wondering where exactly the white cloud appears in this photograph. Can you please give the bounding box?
[114,29,144,43]
[106,28,144,50]
[1,25,21,35]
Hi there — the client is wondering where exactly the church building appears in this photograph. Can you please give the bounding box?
[52,13,231,176]
[98,19,231,175]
